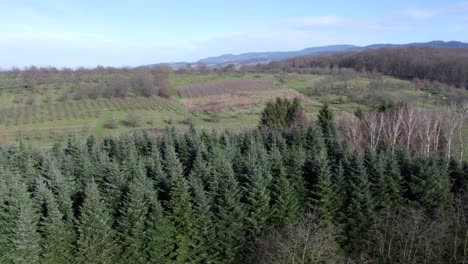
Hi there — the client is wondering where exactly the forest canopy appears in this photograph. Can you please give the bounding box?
[267,47,468,89]
[0,103,466,263]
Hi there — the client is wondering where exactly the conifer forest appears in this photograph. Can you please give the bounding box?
[0,101,466,264]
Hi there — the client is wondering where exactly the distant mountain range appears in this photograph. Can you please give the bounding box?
[147,41,468,69]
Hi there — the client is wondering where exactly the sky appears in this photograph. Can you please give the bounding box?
[1,0,468,68]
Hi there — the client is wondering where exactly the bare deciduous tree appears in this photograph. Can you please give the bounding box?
[384,106,404,153]
[458,104,468,163]
[403,105,419,151]
[364,112,384,151]
[366,208,450,264]
[338,115,364,152]
[443,104,459,159]
[252,213,342,264]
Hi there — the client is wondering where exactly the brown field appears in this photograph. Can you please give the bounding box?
[180,89,304,112]
[178,79,275,98]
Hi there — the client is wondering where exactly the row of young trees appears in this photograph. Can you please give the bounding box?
[0,67,172,100]
[0,103,466,263]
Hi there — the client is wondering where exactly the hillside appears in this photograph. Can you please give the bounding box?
[0,67,465,146]
[148,41,468,68]
[269,46,468,89]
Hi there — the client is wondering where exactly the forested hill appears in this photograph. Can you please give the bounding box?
[268,46,468,89]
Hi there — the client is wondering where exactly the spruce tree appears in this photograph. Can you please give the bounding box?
[364,149,386,209]
[118,167,153,263]
[145,146,164,184]
[76,179,118,264]
[2,179,41,264]
[0,170,13,262]
[162,142,185,192]
[342,153,374,255]
[241,142,271,243]
[284,145,308,210]
[189,176,218,263]
[94,153,126,217]
[269,146,300,225]
[212,156,245,263]
[145,195,174,264]
[380,152,403,208]
[331,161,346,217]
[316,103,341,162]
[35,178,74,264]
[168,170,195,263]
[410,157,452,215]
[448,158,466,194]
[41,159,75,222]
[312,152,338,223]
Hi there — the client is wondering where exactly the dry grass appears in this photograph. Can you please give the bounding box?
[179,79,275,98]
[180,89,304,112]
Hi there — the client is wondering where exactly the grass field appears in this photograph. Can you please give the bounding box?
[0,72,464,146]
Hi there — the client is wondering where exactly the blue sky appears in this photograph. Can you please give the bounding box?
[1,0,467,68]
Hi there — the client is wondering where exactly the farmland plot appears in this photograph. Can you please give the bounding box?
[181,89,304,112]
[179,79,275,98]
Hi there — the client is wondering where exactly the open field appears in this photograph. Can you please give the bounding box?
[0,71,465,146]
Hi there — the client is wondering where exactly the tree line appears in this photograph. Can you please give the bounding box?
[0,103,466,263]
[266,47,468,89]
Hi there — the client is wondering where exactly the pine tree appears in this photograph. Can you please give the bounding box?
[35,178,74,264]
[76,179,118,264]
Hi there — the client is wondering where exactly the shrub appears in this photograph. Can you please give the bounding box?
[104,119,118,129]
[123,112,142,127]
[180,116,194,126]
[25,95,35,105]
[212,111,221,123]
[164,115,174,125]
[259,97,305,129]
[57,92,69,102]
[132,74,155,97]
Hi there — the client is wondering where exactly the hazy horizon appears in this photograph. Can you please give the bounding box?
[1,0,468,68]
